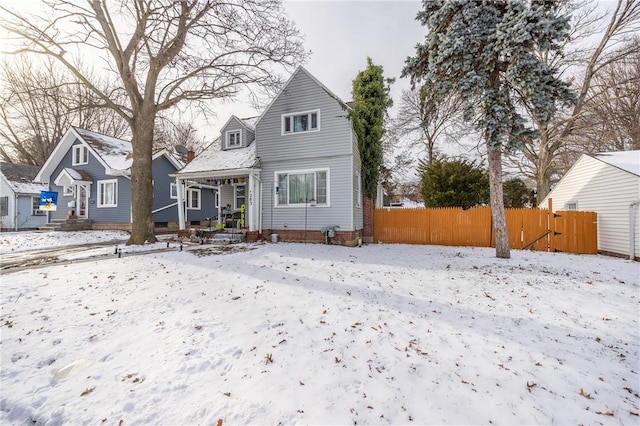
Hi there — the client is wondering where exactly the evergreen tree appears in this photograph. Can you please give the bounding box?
[503,178,531,208]
[403,0,573,259]
[420,159,489,209]
[350,57,394,202]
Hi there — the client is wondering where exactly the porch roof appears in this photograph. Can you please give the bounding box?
[54,168,93,187]
[172,138,258,179]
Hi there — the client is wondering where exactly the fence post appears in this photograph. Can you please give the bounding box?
[548,198,555,253]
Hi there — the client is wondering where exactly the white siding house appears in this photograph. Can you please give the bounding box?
[540,151,640,259]
[0,162,48,231]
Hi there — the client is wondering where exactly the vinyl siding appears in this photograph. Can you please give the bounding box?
[152,155,180,222]
[256,68,359,232]
[541,155,640,258]
[49,140,132,223]
[221,117,255,150]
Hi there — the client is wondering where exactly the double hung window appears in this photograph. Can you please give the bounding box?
[226,130,241,148]
[98,180,117,207]
[72,145,88,165]
[276,170,328,206]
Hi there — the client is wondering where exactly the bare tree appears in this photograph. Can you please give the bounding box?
[153,119,205,156]
[565,38,640,157]
[508,0,640,203]
[393,86,466,167]
[0,56,128,165]
[0,0,307,244]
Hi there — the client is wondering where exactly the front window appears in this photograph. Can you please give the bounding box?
[235,184,246,209]
[276,169,328,206]
[226,130,241,148]
[282,110,319,134]
[63,185,75,197]
[0,196,8,216]
[32,197,46,216]
[72,145,88,165]
[187,188,201,210]
[97,179,117,207]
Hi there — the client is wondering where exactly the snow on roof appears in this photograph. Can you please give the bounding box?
[177,138,258,175]
[0,162,48,194]
[75,127,133,171]
[590,150,640,177]
[240,116,259,130]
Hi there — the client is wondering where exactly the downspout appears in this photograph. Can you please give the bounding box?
[13,193,18,231]
[630,200,640,260]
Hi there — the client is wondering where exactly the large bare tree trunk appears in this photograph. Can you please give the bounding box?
[128,106,157,245]
[487,146,510,259]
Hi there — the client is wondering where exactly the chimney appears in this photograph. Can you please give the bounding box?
[186,146,195,163]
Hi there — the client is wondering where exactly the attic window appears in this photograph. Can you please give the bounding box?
[226,130,241,148]
[72,145,88,165]
[282,110,319,134]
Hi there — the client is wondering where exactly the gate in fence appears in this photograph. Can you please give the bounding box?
[373,200,597,255]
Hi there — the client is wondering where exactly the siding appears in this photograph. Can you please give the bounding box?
[152,155,180,222]
[50,140,132,224]
[221,116,255,149]
[256,68,360,232]
[541,155,640,258]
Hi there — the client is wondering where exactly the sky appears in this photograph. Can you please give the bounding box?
[1,230,639,424]
[0,0,426,137]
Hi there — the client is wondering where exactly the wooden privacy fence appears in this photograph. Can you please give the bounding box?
[373,205,597,254]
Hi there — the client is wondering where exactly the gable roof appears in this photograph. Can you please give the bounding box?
[220,115,259,133]
[35,127,133,182]
[589,150,639,177]
[172,137,258,178]
[253,66,351,130]
[0,162,48,194]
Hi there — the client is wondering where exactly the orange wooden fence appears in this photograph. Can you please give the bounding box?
[373,206,597,254]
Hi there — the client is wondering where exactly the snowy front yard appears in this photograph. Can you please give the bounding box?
[1,233,638,424]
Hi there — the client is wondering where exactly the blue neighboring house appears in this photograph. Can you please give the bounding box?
[173,66,367,245]
[35,126,213,231]
[0,162,49,231]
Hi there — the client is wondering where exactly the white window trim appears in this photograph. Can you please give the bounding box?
[565,201,578,211]
[281,109,320,135]
[274,168,330,207]
[97,179,118,208]
[234,184,246,210]
[63,185,75,197]
[187,188,201,210]
[170,183,178,199]
[32,197,46,216]
[72,145,88,166]
[226,130,242,148]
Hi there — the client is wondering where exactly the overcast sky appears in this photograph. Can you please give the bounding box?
[212,1,425,132]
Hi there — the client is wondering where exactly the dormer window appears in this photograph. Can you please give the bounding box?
[226,130,241,148]
[282,110,319,135]
[72,145,88,165]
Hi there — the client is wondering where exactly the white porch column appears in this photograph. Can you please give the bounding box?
[176,177,185,230]
[247,173,261,231]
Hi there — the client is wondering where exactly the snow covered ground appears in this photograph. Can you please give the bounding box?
[1,231,638,425]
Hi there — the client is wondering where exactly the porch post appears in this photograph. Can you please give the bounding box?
[248,173,256,232]
[176,177,185,230]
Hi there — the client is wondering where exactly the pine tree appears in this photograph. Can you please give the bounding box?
[403,0,573,259]
[350,58,394,202]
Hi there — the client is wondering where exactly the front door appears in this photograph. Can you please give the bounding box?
[76,184,88,218]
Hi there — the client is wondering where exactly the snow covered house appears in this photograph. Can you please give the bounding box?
[540,150,640,259]
[172,66,364,245]
[34,126,202,231]
[0,162,48,231]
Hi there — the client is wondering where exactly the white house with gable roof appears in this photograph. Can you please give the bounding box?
[540,150,640,259]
